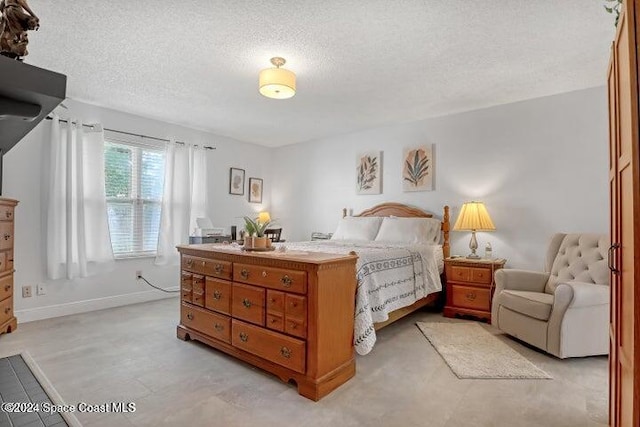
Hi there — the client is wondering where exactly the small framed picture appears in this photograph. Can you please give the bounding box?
[248,177,263,203]
[229,168,245,195]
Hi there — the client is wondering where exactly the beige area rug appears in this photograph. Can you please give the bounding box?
[416,322,552,379]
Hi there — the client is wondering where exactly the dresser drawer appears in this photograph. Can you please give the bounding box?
[205,278,231,315]
[181,272,193,303]
[266,313,284,332]
[232,320,306,374]
[182,256,232,280]
[285,294,306,319]
[0,205,14,222]
[181,303,231,343]
[450,284,490,311]
[234,264,307,294]
[192,275,205,307]
[0,223,13,251]
[0,275,12,302]
[0,296,12,325]
[285,317,306,339]
[266,290,284,313]
[232,283,265,326]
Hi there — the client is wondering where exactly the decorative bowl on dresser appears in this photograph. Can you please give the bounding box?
[443,257,506,322]
[176,244,358,401]
[0,198,18,336]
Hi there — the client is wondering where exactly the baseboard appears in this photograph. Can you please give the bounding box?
[15,287,180,323]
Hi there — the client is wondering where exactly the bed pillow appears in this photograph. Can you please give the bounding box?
[374,217,442,244]
[330,217,383,241]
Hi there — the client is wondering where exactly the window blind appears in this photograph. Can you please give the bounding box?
[104,139,166,257]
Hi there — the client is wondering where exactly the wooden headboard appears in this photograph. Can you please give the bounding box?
[342,203,450,258]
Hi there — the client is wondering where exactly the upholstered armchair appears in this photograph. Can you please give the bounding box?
[491,233,609,358]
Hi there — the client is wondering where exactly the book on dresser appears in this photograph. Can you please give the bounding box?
[176,244,358,401]
[0,198,18,336]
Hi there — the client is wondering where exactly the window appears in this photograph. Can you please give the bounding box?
[104,138,166,257]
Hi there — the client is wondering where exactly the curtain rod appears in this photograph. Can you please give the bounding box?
[45,116,216,150]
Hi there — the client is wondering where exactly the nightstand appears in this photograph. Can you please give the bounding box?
[443,257,506,322]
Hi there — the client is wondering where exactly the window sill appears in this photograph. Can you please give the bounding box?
[114,253,157,261]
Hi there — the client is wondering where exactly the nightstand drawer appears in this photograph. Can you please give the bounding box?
[447,265,471,282]
[450,285,490,311]
[471,268,492,285]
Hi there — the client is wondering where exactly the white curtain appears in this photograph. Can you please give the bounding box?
[46,116,115,280]
[155,143,207,265]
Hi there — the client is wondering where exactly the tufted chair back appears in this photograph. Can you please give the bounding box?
[544,233,609,294]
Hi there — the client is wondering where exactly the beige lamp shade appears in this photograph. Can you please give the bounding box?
[258,211,271,224]
[259,58,296,100]
[453,201,495,231]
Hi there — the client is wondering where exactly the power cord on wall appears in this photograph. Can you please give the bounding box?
[137,274,180,293]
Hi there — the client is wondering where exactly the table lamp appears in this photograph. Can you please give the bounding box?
[453,201,495,259]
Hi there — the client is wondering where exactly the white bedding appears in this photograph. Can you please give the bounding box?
[274,240,443,355]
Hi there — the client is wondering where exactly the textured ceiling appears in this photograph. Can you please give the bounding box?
[25,1,614,147]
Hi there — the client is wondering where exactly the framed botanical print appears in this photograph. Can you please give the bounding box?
[402,145,433,192]
[229,168,245,195]
[248,177,263,203]
[356,150,382,195]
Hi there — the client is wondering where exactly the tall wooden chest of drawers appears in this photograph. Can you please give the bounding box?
[0,198,18,336]
[177,245,358,401]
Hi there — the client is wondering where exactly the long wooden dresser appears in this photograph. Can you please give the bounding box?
[0,198,18,336]
[177,244,358,400]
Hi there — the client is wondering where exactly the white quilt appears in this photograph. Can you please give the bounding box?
[274,240,443,355]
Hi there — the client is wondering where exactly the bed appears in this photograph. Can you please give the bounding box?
[276,202,450,355]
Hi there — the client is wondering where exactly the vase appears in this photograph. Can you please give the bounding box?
[253,237,267,249]
[244,236,253,248]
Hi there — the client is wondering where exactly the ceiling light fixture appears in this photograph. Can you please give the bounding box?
[259,57,296,100]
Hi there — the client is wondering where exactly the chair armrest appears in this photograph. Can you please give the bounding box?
[553,282,609,308]
[494,269,549,293]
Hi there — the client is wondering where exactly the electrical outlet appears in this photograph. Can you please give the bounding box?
[22,285,32,298]
[135,270,142,280]
[36,283,46,296]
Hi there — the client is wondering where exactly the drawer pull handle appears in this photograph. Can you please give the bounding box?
[262,271,267,278]
[242,298,252,308]
[4,285,9,292]
[186,259,193,267]
[215,264,223,274]
[281,275,292,288]
[201,261,206,267]
[213,290,222,300]
[186,313,194,320]
[290,322,297,329]
[269,298,275,303]
[280,347,291,359]
[270,318,277,323]
[214,323,224,332]
[466,292,476,301]
[3,233,10,240]
[4,307,9,314]
[291,302,297,308]
[5,211,11,218]
[239,332,248,342]
[241,269,249,279]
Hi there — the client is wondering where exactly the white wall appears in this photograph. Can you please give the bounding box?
[4,99,272,321]
[272,87,609,271]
